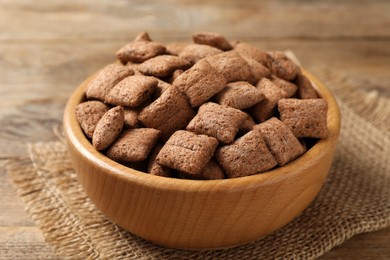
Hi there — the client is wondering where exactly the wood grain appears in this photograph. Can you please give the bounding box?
[1,0,389,257]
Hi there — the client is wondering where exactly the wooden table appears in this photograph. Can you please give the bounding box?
[1,1,389,258]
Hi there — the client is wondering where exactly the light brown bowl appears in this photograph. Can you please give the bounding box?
[63,69,340,249]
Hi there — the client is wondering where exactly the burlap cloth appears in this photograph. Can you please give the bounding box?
[6,68,390,259]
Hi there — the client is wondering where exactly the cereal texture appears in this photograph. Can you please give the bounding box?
[192,32,233,51]
[92,106,124,151]
[138,86,195,140]
[138,55,191,78]
[255,117,305,166]
[75,101,109,138]
[240,113,256,133]
[295,73,318,99]
[187,102,247,144]
[85,64,134,101]
[234,42,268,65]
[216,129,277,178]
[179,44,222,65]
[251,78,289,122]
[180,158,225,180]
[266,51,300,81]
[278,98,328,138]
[157,130,219,176]
[206,51,252,83]
[147,144,172,177]
[271,76,298,98]
[173,59,226,107]
[106,128,161,162]
[105,75,158,107]
[214,81,264,110]
[116,41,166,64]
[243,56,271,84]
[165,42,188,56]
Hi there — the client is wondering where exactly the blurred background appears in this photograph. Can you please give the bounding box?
[1,0,389,258]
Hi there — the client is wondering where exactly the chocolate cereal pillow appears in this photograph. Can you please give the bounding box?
[75,31,328,180]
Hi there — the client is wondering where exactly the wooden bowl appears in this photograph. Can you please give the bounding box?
[63,69,341,249]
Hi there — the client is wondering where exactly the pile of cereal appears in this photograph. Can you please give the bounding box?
[75,31,328,180]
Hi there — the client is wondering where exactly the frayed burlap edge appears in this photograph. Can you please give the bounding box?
[6,69,390,259]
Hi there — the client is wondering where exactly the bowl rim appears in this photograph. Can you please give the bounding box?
[63,68,341,192]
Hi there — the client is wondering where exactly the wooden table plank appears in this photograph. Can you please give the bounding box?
[1,0,389,42]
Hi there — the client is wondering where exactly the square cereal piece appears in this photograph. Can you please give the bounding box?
[254,118,305,166]
[243,56,271,84]
[138,55,191,78]
[206,51,252,83]
[106,128,161,162]
[192,31,233,51]
[278,98,328,138]
[270,76,297,98]
[148,144,172,177]
[85,64,134,101]
[266,51,300,81]
[234,42,268,65]
[216,129,277,178]
[138,86,195,140]
[294,73,318,99]
[75,101,109,138]
[173,59,226,107]
[214,81,264,110]
[179,158,225,180]
[179,44,222,65]
[250,78,290,122]
[186,102,247,144]
[116,41,166,64]
[105,75,158,107]
[156,130,219,176]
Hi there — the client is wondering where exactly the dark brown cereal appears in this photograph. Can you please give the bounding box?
[156,130,219,176]
[214,81,264,110]
[92,106,124,151]
[250,78,290,122]
[270,76,298,98]
[187,102,247,144]
[278,98,328,138]
[138,55,191,78]
[206,51,252,83]
[105,75,158,107]
[216,129,277,178]
[266,51,300,81]
[75,101,109,138]
[234,42,268,65]
[173,59,226,107]
[180,158,225,180]
[116,41,166,64]
[295,73,318,99]
[240,113,256,134]
[243,56,272,84]
[85,64,134,101]
[192,31,233,51]
[138,86,195,140]
[106,128,161,162]
[254,117,305,166]
[179,44,222,65]
[148,144,172,177]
